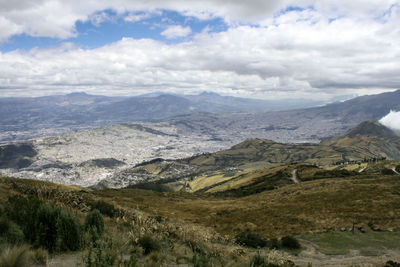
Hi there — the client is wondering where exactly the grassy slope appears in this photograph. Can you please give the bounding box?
[94,168,400,239]
[2,166,400,265]
[5,163,400,241]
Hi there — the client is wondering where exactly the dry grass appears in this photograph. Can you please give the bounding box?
[2,165,400,266]
[0,245,32,267]
[188,172,233,192]
[92,171,400,240]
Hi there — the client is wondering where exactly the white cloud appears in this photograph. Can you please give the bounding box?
[124,12,152,22]
[379,110,400,132]
[0,1,399,99]
[0,0,284,41]
[0,0,399,42]
[161,25,192,39]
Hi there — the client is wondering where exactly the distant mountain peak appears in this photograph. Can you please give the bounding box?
[345,121,397,138]
[66,92,90,97]
[199,91,220,96]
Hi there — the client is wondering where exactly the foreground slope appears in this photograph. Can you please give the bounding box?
[2,160,400,265]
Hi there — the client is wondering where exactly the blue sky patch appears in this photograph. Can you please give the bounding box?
[0,9,228,52]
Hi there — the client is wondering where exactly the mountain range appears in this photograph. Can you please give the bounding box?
[2,89,400,143]
[0,91,323,142]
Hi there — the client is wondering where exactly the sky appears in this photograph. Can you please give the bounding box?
[0,0,399,100]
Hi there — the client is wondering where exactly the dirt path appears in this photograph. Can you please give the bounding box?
[291,169,299,184]
[288,239,400,267]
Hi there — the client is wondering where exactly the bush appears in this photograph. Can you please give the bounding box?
[0,217,24,244]
[90,200,116,218]
[85,209,104,242]
[3,195,82,252]
[5,195,43,243]
[0,245,31,267]
[385,260,400,267]
[268,238,280,250]
[280,236,300,250]
[235,231,267,248]
[83,237,119,267]
[35,204,60,252]
[6,222,24,245]
[138,235,161,255]
[56,209,81,251]
[0,217,8,235]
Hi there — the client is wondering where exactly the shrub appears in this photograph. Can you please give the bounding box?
[280,236,300,250]
[85,209,104,242]
[3,195,82,252]
[0,245,31,267]
[5,221,24,245]
[0,217,9,235]
[56,209,81,251]
[5,195,43,243]
[90,200,116,218]
[35,204,60,252]
[235,231,267,248]
[83,237,118,267]
[138,235,161,255]
[0,217,24,244]
[385,260,400,267]
[268,238,280,250]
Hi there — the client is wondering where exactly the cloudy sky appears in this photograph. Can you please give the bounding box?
[0,0,399,100]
